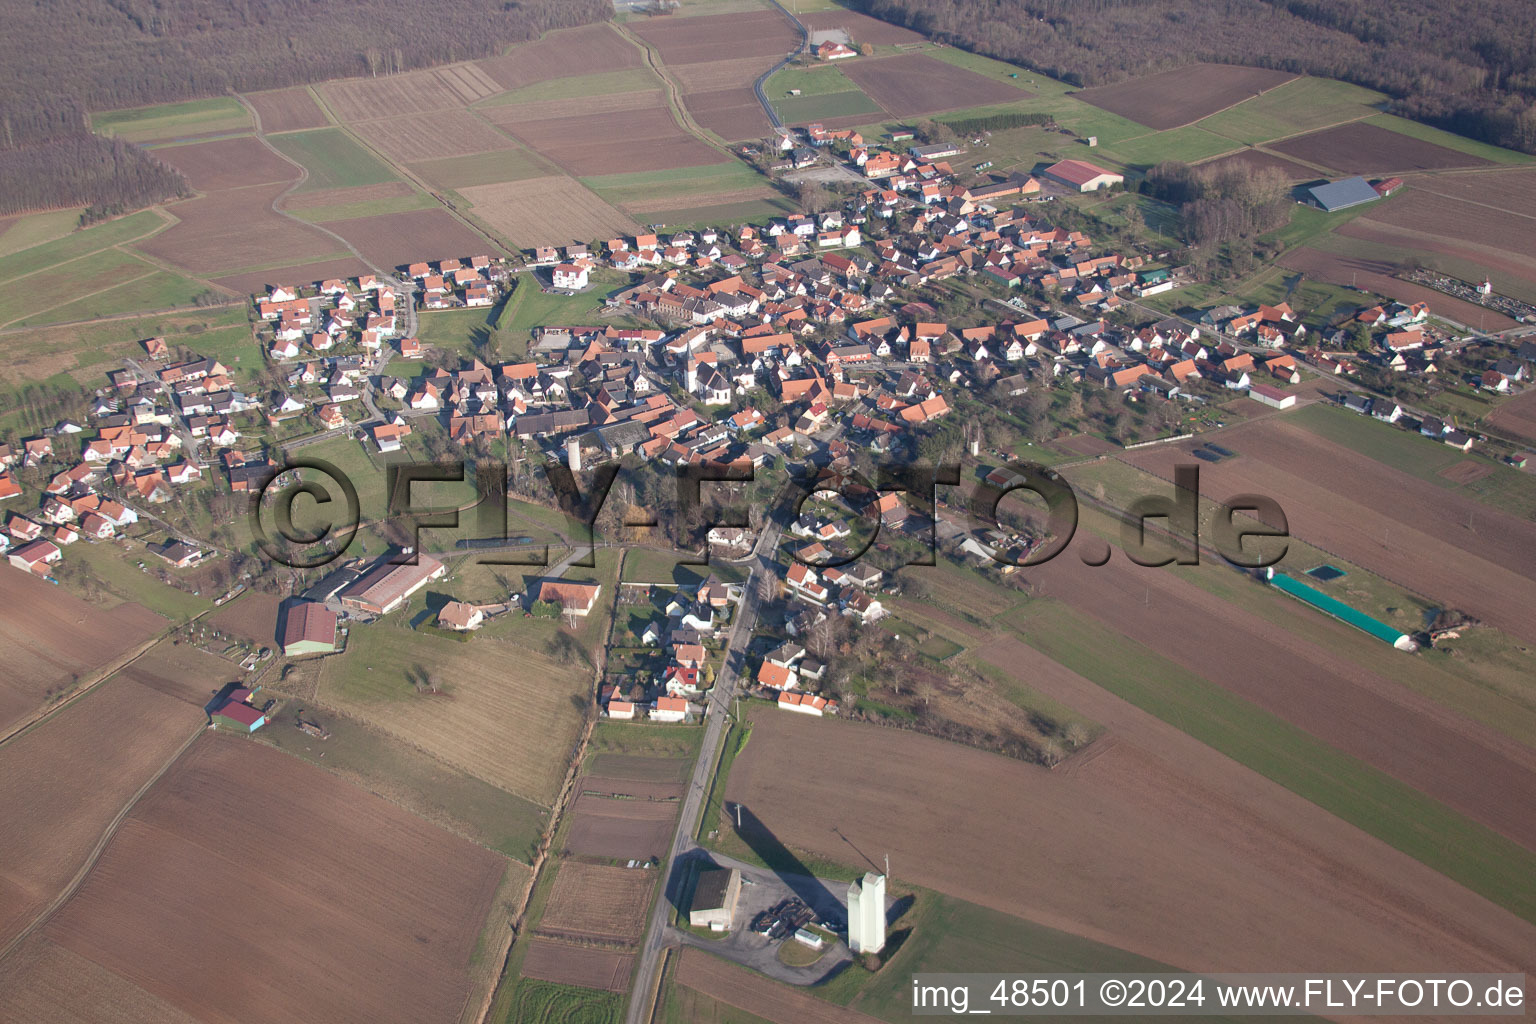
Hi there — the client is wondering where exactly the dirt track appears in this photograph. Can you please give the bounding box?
[726,709,1536,976]
[1123,419,1536,642]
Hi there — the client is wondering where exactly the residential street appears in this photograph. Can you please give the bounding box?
[624,518,782,1024]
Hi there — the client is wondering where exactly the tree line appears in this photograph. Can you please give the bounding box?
[0,0,610,216]
[850,0,1536,154]
[1144,160,1293,246]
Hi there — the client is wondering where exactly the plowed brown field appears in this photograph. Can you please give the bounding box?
[352,110,515,163]
[520,940,633,992]
[725,709,1536,974]
[500,106,721,176]
[630,11,796,66]
[1123,420,1536,640]
[0,677,199,948]
[539,862,653,943]
[460,176,637,248]
[1271,121,1491,175]
[477,24,643,91]
[318,208,501,268]
[244,87,330,132]
[563,793,675,860]
[1075,64,1296,130]
[0,573,165,737]
[841,54,1026,117]
[154,136,298,191]
[138,184,350,276]
[40,735,508,1024]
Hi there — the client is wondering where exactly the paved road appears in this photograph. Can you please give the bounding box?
[624,519,783,1024]
[753,0,809,131]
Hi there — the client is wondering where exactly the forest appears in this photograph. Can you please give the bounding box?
[851,0,1536,153]
[0,0,609,217]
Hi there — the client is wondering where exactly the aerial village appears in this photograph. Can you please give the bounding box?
[3,120,1534,732]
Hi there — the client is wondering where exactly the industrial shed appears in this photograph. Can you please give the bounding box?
[1306,176,1381,213]
[688,866,741,931]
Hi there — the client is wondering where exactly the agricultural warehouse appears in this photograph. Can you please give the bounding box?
[280,601,337,656]
[688,866,742,931]
[1042,159,1123,192]
[338,554,446,616]
[1306,176,1381,213]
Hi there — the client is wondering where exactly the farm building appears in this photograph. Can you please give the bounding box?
[213,688,266,732]
[1247,382,1297,409]
[1042,159,1123,192]
[338,554,446,616]
[280,601,337,655]
[910,143,963,160]
[7,538,61,575]
[688,866,741,931]
[1263,569,1415,651]
[1306,176,1381,213]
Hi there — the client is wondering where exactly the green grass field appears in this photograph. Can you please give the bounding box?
[0,209,165,282]
[477,67,663,106]
[776,90,884,123]
[582,161,768,208]
[0,247,160,326]
[291,191,437,223]
[13,267,216,328]
[1009,597,1536,926]
[658,981,774,1024]
[92,96,251,143]
[766,64,865,99]
[496,979,621,1024]
[270,128,399,191]
[0,208,84,257]
[412,147,554,190]
[1195,77,1386,145]
[1096,125,1237,169]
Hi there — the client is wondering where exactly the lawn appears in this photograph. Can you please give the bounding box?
[502,269,637,335]
[415,304,503,358]
[1009,597,1536,926]
[659,980,775,1024]
[582,162,770,208]
[92,96,251,143]
[766,64,866,99]
[588,719,704,761]
[620,546,714,585]
[776,90,884,123]
[65,538,211,621]
[495,979,621,1024]
[1195,76,1386,145]
[270,128,399,191]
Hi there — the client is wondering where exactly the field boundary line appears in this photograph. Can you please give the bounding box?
[0,268,161,330]
[612,24,733,158]
[0,721,204,964]
[294,91,515,257]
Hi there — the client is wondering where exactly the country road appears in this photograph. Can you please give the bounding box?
[753,0,810,131]
[624,518,783,1024]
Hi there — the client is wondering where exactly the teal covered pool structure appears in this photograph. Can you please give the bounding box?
[1263,568,1417,651]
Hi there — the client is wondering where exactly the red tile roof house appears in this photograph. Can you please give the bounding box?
[436,600,485,631]
[651,696,689,723]
[778,691,837,716]
[536,580,603,616]
[757,661,799,691]
[213,687,266,732]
